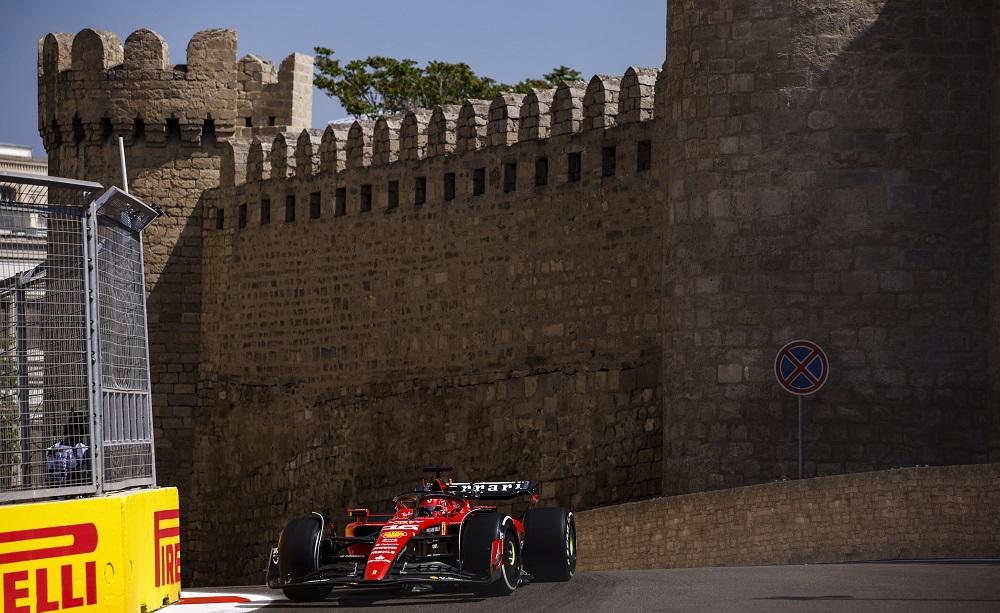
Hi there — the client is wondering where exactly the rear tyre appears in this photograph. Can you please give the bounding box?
[278,516,332,602]
[461,513,521,596]
[523,507,576,582]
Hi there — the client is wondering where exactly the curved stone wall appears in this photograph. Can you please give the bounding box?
[577,464,1000,571]
[662,0,993,493]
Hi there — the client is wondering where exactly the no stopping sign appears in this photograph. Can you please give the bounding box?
[774,340,829,396]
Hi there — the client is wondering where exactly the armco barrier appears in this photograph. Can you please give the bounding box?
[575,464,1000,571]
[0,488,181,612]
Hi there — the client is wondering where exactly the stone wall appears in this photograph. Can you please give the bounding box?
[190,110,665,585]
[662,0,993,494]
[992,0,1000,459]
[576,464,1000,571]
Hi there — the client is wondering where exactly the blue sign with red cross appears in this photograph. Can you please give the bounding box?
[774,339,829,396]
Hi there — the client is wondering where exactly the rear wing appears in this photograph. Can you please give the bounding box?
[446,481,540,500]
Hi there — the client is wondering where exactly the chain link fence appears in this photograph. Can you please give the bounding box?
[0,172,159,503]
[93,187,159,489]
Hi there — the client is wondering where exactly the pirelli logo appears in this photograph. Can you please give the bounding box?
[0,523,99,612]
[153,509,181,588]
[0,488,182,612]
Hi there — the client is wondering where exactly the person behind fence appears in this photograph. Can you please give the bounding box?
[46,410,90,485]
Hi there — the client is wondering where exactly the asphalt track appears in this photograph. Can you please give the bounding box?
[170,561,1000,612]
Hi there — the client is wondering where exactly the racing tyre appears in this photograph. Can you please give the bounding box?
[461,513,521,596]
[523,507,576,581]
[278,516,332,602]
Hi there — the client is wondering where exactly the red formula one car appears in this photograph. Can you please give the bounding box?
[266,467,576,601]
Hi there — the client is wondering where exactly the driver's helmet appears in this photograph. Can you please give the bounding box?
[418,497,450,516]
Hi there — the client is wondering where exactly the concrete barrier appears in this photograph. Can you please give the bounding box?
[0,488,181,612]
[576,465,1000,571]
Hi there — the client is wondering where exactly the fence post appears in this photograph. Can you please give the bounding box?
[14,278,29,483]
[83,195,105,495]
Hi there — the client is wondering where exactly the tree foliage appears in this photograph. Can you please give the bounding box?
[314,48,582,119]
[1,333,18,486]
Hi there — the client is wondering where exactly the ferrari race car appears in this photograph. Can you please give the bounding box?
[266,467,576,600]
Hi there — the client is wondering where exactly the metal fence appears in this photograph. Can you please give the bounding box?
[0,172,159,503]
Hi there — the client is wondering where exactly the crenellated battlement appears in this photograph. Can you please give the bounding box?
[319,124,349,173]
[346,120,374,169]
[427,105,460,156]
[37,27,312,152]
[400,110,431,161]
[295,129,323,177]
[222,65,662,190]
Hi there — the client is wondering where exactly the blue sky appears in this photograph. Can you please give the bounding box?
[0,0,666,157]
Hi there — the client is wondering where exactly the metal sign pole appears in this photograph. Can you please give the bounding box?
[118,136,129,194]
[798,395,803,479]
[775,339,829,482]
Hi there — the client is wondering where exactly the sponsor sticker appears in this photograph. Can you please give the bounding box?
[450,481,529,493]
[0,523,99,610]
[381,531,406,538]
[385,523,419,531]
[0,488,181,613]
[154,509,181,588]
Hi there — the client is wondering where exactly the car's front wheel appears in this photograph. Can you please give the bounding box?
[461,513,521,596]
[277,516,332,602]
[484,525,522,596]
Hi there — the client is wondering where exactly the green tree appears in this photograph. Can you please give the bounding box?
[0,332,18,487]
[314,48,582,119]
[510,66,583,94]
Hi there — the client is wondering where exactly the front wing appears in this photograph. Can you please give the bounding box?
[266,546,492,587]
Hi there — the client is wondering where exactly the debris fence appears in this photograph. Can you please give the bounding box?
[0,172,158,503]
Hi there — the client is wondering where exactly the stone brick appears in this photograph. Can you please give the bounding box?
[717,364,743,383]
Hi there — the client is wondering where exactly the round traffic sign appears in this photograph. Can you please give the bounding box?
[774,339,829,396]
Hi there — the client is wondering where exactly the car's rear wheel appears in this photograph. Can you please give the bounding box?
[461,513,521,596]
[278,516,332,602]
[523,507,576,581]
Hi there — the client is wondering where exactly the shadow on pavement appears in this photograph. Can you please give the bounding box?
[238,587,486,609]
[757,596,1000,604]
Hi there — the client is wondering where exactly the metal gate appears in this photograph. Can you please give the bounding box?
[0,172,159,503]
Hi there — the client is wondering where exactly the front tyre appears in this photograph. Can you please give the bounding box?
[523,507,576,581]
[461,513,521,596]
[278,516,332,602]
[482,526,521,596]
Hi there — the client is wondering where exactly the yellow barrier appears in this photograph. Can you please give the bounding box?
[0,488,181,612]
